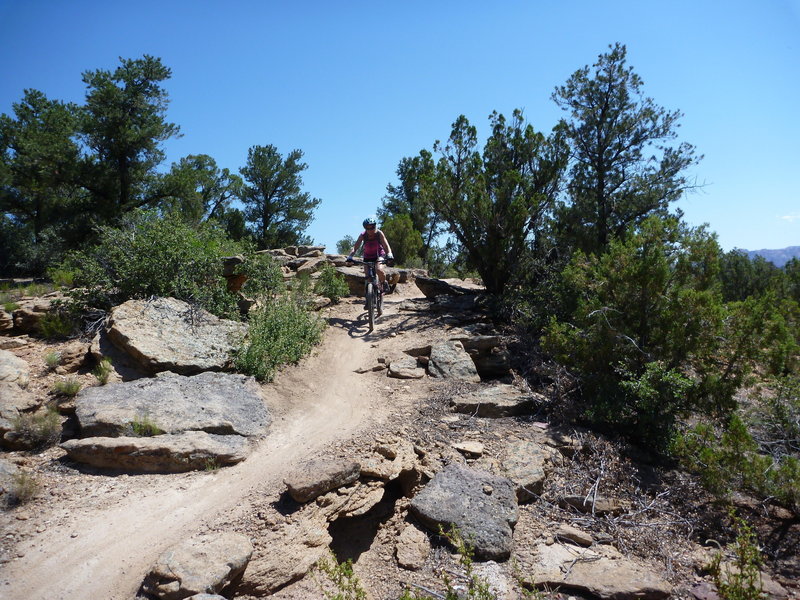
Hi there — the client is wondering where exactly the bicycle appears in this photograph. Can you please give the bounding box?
[347,257,392,331]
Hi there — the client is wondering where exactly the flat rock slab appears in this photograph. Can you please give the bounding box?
[141,532,253,600]
[428,341,480,383]
[388,357,426,379]
[107,297,246,375]
[410,463,518,561]
[522,542,672,599]
[74,371,270,438]
[501,440,554,502]
[61,431,249,473]
[285,459,360,503]
[0,349,29,387]
[450,385,542,417]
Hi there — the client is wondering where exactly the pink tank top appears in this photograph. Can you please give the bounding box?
[362,230,384,260]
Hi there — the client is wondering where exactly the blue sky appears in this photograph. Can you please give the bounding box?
[1,0,798,252]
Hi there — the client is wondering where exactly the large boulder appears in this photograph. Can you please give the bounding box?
[106,297,246,375]
[74,371,270,438]
[0,349,29,387]
[519,542,672,599]
[410,463,518,561]
[61,431,250,473]
[141,533,253,599]
[428,341,481,383]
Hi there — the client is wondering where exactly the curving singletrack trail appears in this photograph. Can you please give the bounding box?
[1,302,389,600]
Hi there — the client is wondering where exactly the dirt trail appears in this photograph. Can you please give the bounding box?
[1,299,398,600]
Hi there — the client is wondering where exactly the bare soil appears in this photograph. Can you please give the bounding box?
[1,282,799,600]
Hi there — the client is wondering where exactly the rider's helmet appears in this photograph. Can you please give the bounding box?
[362,215,377,229]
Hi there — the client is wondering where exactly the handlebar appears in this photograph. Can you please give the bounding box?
[347,257,395,267]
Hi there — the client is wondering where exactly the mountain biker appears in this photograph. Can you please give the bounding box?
[347,216,394,293]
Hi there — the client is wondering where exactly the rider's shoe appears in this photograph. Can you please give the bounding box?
[382,281,390,294]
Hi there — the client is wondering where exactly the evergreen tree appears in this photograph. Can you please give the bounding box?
[78,55,180,225]
[427,110,567,293]
[161,154,242,224]
[0,89,82,272]
[552,43,700,254]
[379,150,441,262]
[239,145,320,249]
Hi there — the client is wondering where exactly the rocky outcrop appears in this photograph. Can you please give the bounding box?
[106,298,246,375]
[0,309,12,331]
[241,520,332,595]
[141,533,253,599]
[10,295,60,334]
[415,276,474,298]
[428,341,481,383]
[0,381,39,449]
[410,463,518,560]
[519,542,672,599]
[61,431,250,473]
[450,384,542,417]
[74,371,270,438]
[284,459,361,503]
[0,349,29,387]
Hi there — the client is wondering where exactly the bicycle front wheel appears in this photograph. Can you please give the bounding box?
[366,282,375,331]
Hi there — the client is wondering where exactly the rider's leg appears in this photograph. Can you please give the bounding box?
[363,265,370,308]
[376,263,389,293]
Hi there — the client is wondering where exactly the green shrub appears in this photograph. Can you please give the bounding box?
[235,297,325,382]
[93,357,113,385]
[59,210,241,319]
[316,551,367,600]
[238,251,284,300]
[708,512,764,600]
[47,267,76,288]
[127,414,164,437]
[3,301,20,312]
[44,350,62,371]
[672,410,800,515]
[314,263,349,304]
[5,471,40,507]
[52,378,81,397]
[37,311,77,339]
[11,409,62,449]
[541,217,761,447]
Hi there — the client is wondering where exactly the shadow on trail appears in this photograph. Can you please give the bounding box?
[326,306,416,341]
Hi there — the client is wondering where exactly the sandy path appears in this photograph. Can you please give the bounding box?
[1,302,386,600]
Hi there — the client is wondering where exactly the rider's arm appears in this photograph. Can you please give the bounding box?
[349,233,364,256]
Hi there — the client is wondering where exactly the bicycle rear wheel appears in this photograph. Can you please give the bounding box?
[366,282,375,331]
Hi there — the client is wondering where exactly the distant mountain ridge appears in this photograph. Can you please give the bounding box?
[742,246,800,268]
